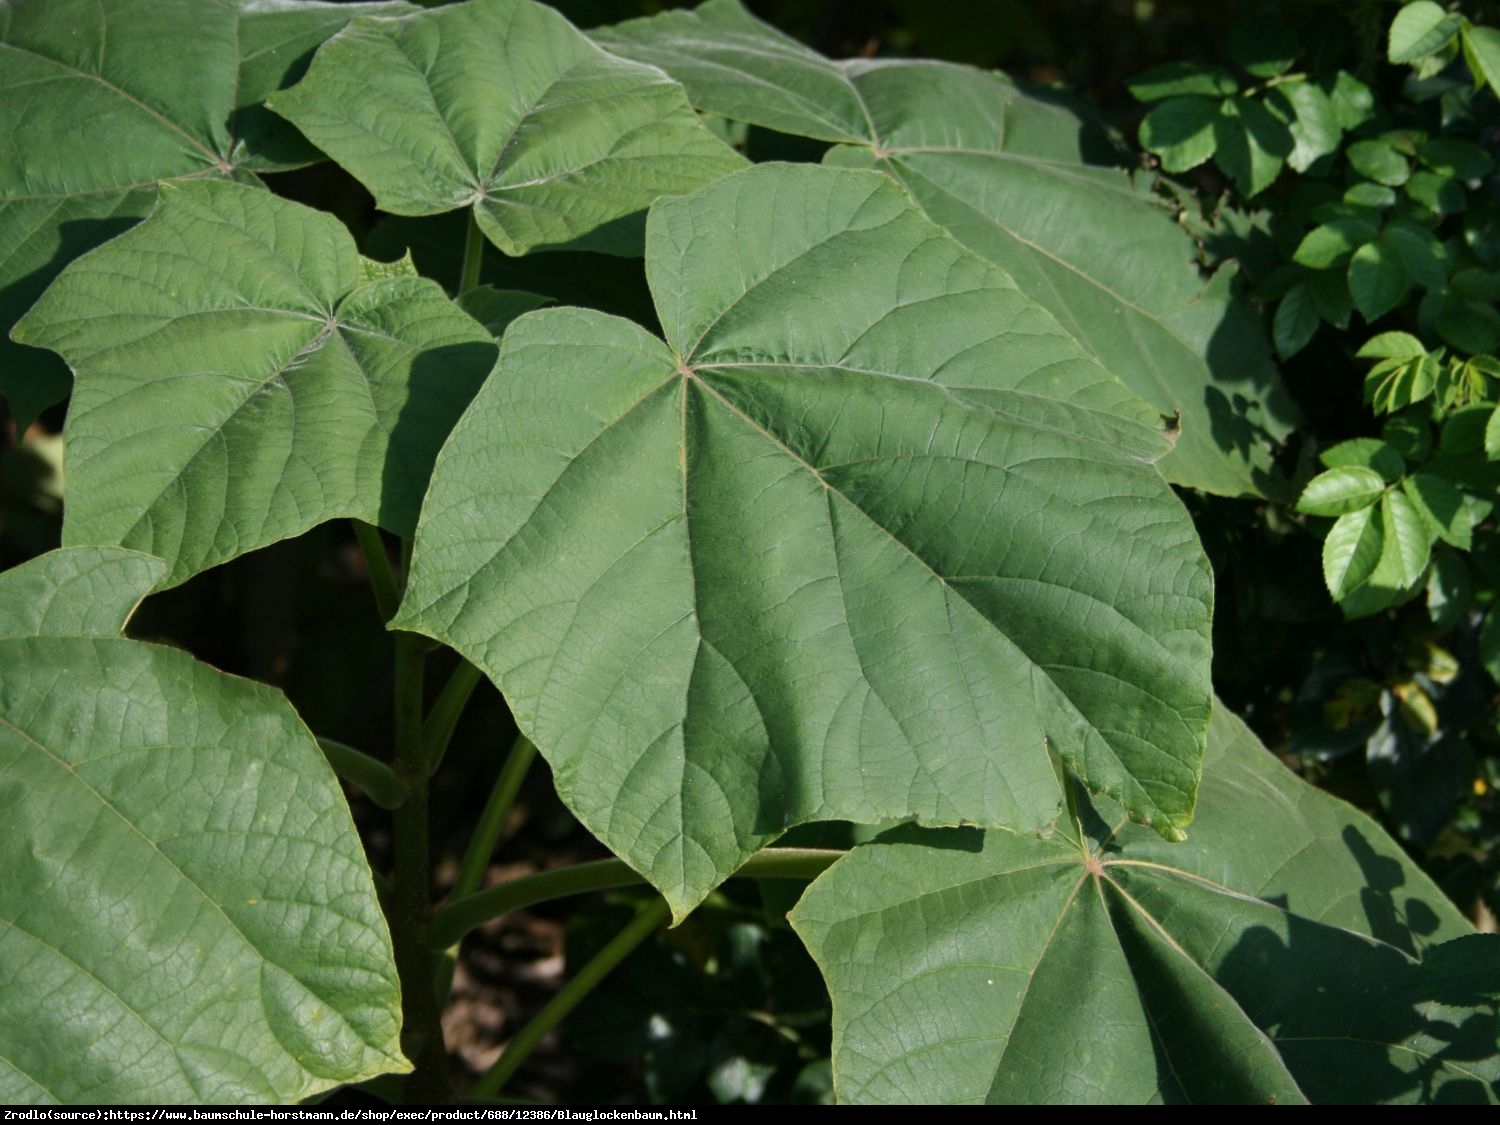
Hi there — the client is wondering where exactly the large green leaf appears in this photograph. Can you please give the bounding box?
[791,703,1492,1105]
[12,180,496,587]
[0,0,414,429]
[395,163,1213,918]
[0,547,406,1103]
[595,0,1299,498]
[266,0,746,257]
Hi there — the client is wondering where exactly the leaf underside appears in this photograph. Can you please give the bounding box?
[396,163,1213,919]
[0,547,407,1104]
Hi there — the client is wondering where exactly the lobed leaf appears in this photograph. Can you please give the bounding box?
[0,0,414,429]
[266,0,746,256]
[791,703,1491,1105]
[596,0,1299,499]
[0,547,406,1104]
[12,180,497,587]
[395,163,1213,918]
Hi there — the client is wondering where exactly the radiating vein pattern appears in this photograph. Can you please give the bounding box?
[396,164,1213,917]
[596,0,1300,497]
[790,704,1495,1105]
[13,180,496,587]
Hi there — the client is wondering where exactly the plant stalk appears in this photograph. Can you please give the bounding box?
[471,896,672,1098]
[430,847,845,949]
[352,520,400,622]
[453,734,537,902]
[317,736,406,809]
[389,629,449,1101]
[458,212,485,295]
[422,660,486,772]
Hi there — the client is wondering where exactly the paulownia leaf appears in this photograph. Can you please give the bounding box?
[0,0,414,429]
[791,703,1492,1105]
[0,547,406,1103]
[595,0,1300,499]
[12,180,496,588]
[395,163,1213,918]
[266,0,746,257]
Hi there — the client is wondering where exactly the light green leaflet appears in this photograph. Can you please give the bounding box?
[12,180,497,588]
[267,0,747,257]
[0,547,407,1104]
[395,163,1213,919]
[0,0,415,430]
[791,703,1496,1105]
[595,0,1300,498]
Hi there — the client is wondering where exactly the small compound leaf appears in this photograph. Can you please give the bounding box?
[1273,80,1342,172]
[1426,549,1472,629]
[1402,473,1472,549]
[396,164,1213,917]
[791,703,1485,1105]
[1324,506,1385,602]
[1294,219,1377,269]
[1418,138,1495,180]
[1388,1,1462,64]
[268,0,745,256]
[1462,25,1500,91]
[1296,465,1387,516]
[1273,282,1319,358]
[1486,405,1500,460]
[1347,139,1412,187]
[0,547,406,1104]
[1348,240,1411,321]
[1140,97,1221,172]
[1319,437,1406,482]
[12,180,497,587]
[1127,62,1239,101]
[1213,96,1291,197]
[1381,489,1433,590]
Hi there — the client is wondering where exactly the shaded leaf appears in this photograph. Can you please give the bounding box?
[1294,219,1377,268]
[267,0,744,256]
[1402,473,1472,549]
[455,286,554,339]
[791,704,1486,1105]
[1319,437,1406,482]
[1348,240,1410,321]
[0,547,407,1104]
[1418,138,1495,179]
[1426,548,1472,629]
[1462,25,1500,91]
[1213,96,1291,196]
[1127,62,1238,101]
[1348,139,1411,187]
[1273,282,1319,358]
[12,180,496,587]
[1140,97,1221,172]
[395,164,1212,918]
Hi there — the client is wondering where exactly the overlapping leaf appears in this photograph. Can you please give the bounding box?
[12,180,496,587]
[267,0,746,257]
[0,0,415,428]
[0,547,406,1104]
[791,703,1496,1105]
[595,0,1299,498]
[394,163,1212,918]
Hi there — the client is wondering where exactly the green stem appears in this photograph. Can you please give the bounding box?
[317,736,406,809]
[458,212,485,295]
[389,629,449,1101]
[453,735,537,902]
[430,847,844,949]
[422,660,485,772]
[352,520,400,622]
[433,735,537,1005]
[471,897,672,1098]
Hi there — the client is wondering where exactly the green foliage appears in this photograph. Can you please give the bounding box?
[1,0,1497,1109]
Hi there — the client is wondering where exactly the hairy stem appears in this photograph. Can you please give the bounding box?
[317,736,406,809]
[471,897,672,1097]
[389,630,449,1101]
[430,847,845,949]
